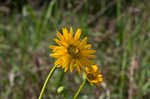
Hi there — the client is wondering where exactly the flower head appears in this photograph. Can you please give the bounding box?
[49,27,96,74]
[84,65,103,86]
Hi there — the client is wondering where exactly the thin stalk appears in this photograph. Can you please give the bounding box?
[74,79,87,99]
[39,65,57,99]
[120,50,127,98]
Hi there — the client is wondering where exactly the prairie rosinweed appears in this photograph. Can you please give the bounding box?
[49,27,96,74]
[84,65,103,86]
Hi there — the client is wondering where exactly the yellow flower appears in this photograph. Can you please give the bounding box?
[49,27,96,74]
[84,65,103,86]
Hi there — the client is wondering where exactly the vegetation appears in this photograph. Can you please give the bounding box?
[0,0,150,99]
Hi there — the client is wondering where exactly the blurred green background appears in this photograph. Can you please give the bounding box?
[0,0,150,99]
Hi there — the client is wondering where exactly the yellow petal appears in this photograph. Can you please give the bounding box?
[53,38,68,47]
[53,38,62,45]
[62,58,67,69]
[74,28,81,41]
[50,53,62,58]
[49,45,64,52]
[87,50,96,54]
[79,37,87,48]
[82,50,96,55]
[80,57,94,67]
[64,58,70,71]
[97,76,103,82]
[62,28,69,40]
[76,65,81,74]
[55,58,63,67]
[70,27,73,33]
[62,55,70,72]
[57,31,64,41]
[84,44,92,49]
[49,45,58,49]
[64,66,69,72]
[70,59,75,72]
[85,67,92,73]
[75,60,82,74]
[69,27,73,39]
[64,63,70,72]
[91,65,99,72]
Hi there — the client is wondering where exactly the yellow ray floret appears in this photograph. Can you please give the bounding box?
[49,27,96,74]
[84,65,103,86]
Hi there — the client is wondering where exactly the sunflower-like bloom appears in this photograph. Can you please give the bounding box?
[84,65,103,86]
[49,27,96,74]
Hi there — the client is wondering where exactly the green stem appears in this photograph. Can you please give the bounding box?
[74,79,87,99]
[39,65,57,99]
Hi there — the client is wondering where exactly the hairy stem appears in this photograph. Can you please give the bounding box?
[74,79,87,99]
[39,65,57,99]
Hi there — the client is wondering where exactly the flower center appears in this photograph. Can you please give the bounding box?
[87,73,96,80]
[68,45,80,58]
